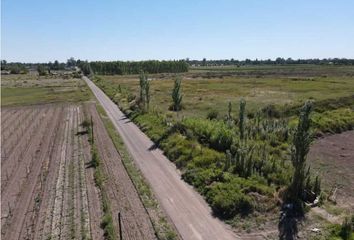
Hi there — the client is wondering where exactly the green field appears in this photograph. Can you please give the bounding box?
[97,65,354,118]
[1,74,92,106]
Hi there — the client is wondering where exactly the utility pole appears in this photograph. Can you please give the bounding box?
[118,212,123,240]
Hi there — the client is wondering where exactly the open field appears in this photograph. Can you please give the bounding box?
[96,65,354,118]
[189,64,354,76]
[1,73,91,106]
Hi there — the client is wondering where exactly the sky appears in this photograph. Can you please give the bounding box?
[1,0,354,62]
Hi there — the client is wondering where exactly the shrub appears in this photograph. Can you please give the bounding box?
[207,109,219,120]
[161,133,197,168]
[312,108,354,134]
[339,216,353,240]
[206,182,253,218]
[261,104,281,118]
[37,65,47,76]
[182,166,224,193]
[182,118,235,152]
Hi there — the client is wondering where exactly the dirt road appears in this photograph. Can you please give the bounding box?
[84,76,239,240]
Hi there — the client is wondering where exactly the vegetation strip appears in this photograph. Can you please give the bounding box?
[83,115,116,240]
[95,103,179,240]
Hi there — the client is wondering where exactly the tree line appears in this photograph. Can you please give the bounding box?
[1,58,78,74]
[85,60,189,75]
[187,57,354,66]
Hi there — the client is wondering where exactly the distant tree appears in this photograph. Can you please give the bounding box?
[239,99,246,140]
[171,77,183,111]
[79,61,92,76]
[10,65,21,74]
[67,57,76,67]
[37,65,47,76]
[88,60,188,75]
[202,58,207,66]
[275,57,286,64]
[289,101,313,212]
[53,60,60,70]
[1,60,7,70]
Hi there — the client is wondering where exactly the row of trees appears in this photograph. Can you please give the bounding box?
[1,58,79,74]
[88,60,189,75]
[187,58,354,66]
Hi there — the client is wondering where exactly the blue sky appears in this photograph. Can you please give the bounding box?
[2,0,354,62]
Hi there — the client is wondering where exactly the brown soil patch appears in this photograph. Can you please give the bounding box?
[1,104,104,240]
[308,130,354,210]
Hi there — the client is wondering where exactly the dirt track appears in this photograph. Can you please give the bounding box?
[86,103,157,239]
[84,76,239,240]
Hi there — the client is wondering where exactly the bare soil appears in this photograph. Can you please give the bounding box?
[1,104,104,240]
[308,130,354,210]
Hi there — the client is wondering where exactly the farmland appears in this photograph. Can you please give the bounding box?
[3,0,354,239]
[1,104,101,239]
[91,64,354,237]
[1,73,176,240]
[1,73,91,106]
[1,64,353,239]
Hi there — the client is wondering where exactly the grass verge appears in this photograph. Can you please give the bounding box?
[95,103,179,240]
[86,120,116,240]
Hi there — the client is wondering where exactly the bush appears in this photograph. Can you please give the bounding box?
[261,104,281,118]
[206,182,253,218]
[37,65,48,76]
[10,66,21,74]
[312,108,354,134]
[182,118,235,152]
[161,133,197,168]
[339,216,353,240]
[90,148,100,168]
[207,109,219,120]
[183,166,224,193]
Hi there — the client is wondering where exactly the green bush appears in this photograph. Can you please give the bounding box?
[182,166,224,193]
[206,182,253,218]
[207,109,219,120]
[134,113,168,142]
[161,133,197,168]
[312,108,354,134]
[182,118,235,152]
